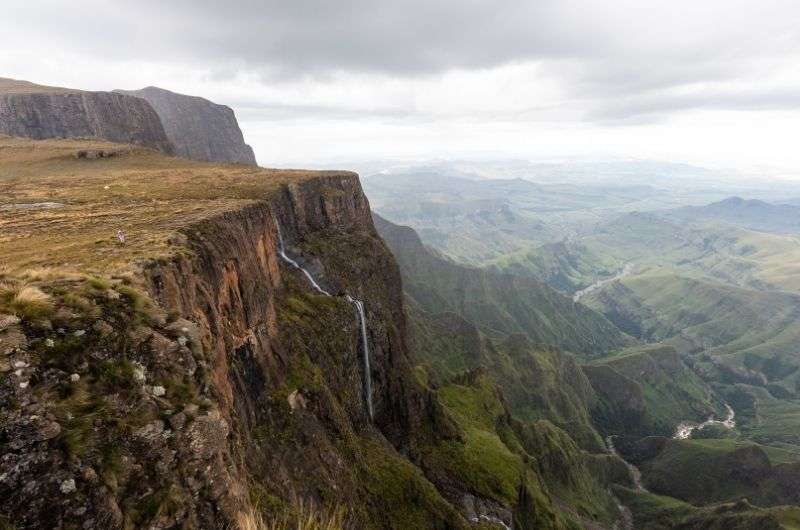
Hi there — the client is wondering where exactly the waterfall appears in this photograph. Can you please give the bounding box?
[274,221,331,296]
[348,295,374,419]
[273,218,373,420]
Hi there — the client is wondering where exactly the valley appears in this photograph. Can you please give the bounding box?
[365,160,800,528]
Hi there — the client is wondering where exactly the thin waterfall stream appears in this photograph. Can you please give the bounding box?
[347,295,374,419]
[274,220,374,419]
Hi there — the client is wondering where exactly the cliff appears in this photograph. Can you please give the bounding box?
[0,78,173,154]
[116,86,257,165]
[0,136,455,528]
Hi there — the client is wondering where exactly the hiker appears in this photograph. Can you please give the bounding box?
[117,230,126,244]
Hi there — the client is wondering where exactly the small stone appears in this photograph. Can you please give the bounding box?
[152,386,166,397]
[177,336,188,347]
[92,320,114,336]
[1,327,28,355]
[44,339,55,348]
[19,381,28,389]
[132,362,146,383]
[168,412,187,430]
[81,467,98,483]
[287,389,308,412]
[13,360,28,369]
[73,330,86,337]
[0,314,21,331]
[70,373,81,383]
[60,478,76,494]
[14,369,23,377]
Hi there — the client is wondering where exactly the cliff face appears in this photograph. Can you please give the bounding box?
[0,78,173,153]
[116,86,257,165]
[0,144,466,528]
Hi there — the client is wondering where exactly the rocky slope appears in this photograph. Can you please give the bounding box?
[0,78,173,153]
[116,86,257,165]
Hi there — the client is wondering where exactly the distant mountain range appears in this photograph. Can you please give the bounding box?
[663,196,800,234]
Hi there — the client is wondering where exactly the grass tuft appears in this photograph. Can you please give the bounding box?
[236,498,346,530]
[6,285,54,319]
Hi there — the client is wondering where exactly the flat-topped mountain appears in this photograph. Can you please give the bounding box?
[0,78,173,153]
[115,86,257,165]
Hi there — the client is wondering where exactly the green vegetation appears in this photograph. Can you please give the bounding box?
[624,437,800,508]
[585,344,718,436]
[375,214,632,357]
[615,487,798,529]
[417,370,622,528]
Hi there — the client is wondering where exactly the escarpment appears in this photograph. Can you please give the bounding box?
[0,139,469,528]
[0,78,173,153]
[116,86,257,165]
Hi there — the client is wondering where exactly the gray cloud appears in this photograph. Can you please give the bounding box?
[5,0,800,125]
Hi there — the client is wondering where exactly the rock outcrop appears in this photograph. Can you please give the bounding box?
[116,86,257,165]
[0,78,173,153]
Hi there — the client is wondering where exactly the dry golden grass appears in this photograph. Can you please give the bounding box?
[0,77,76,94]
[0,136,353,276]
[13,285,50,304]
[2,283,54,320]
[236,500,346,530]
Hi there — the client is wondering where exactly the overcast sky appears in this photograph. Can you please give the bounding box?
[3,0,800,174]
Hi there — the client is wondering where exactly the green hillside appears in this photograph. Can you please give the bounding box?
[618,437,800,508]
[583,272,800,393]
[416,369,629,528]
[375,214,632,356]
[584,344,720,436]
[409,305,605,450]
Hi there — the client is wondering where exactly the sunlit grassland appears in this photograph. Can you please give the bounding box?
[0,136,346,275]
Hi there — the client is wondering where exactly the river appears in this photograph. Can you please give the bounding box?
[673,403,735,439]
[573,263,635,303]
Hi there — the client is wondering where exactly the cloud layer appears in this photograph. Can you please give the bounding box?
[3,1,800,168]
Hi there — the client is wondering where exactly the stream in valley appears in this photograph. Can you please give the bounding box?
[573,263,635,302]
[673,403,735,439]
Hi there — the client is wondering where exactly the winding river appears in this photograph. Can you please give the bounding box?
[573,263,635,303]
[673,404,735,439]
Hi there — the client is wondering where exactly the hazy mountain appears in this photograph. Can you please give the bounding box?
[664,196,800,234]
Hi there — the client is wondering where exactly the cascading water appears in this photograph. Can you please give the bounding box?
[273,218,374,420]
[275,221,331,296]
[347,296,374,419]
